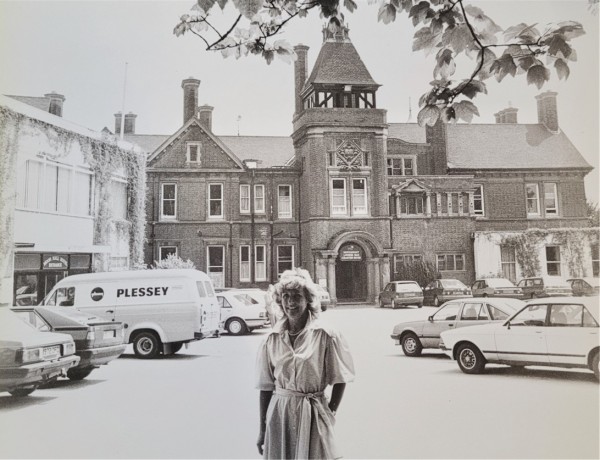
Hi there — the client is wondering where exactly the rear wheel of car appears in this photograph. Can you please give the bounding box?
[482,293,488,298]
[417,303,423,308]
[457,343,486,374]
[433,296,440,307]
[379,299,385,308]
[226,318,247,336]
[67,367,94,381]
[401,333,423,357]
[133,331,161,359]
[592,351,599,381]
[9,386,37,397]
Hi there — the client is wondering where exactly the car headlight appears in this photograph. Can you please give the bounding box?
[20,348,42,364]
[62,342,76,356]
[86,330,96,341]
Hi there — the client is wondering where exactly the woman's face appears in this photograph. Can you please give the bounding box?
[281,288,308,320]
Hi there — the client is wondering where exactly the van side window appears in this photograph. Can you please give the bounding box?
[196,281,206,297]
[58,287,75,306]
[203,281,215,297]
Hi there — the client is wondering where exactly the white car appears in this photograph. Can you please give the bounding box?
[440,297,600,380]
[217,290,269,335]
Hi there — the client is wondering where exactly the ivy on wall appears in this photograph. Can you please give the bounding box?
[501,228,600,278]
[0,106,146,272]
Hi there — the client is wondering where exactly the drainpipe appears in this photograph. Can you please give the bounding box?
[250,169,255,285]
[298,158,304,268]
[228,221,233,287]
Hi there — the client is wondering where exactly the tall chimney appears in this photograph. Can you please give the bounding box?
[426,119,448,175]
[294,45,309,116]
[45,92,65,117]
[114,112,122,134]
[182,78,201,123]
[115,112,138,134]
[494,107,518,124]
[535,91,559,132]
[198,105,213,132]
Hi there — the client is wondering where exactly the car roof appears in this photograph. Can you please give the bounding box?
[526,296,600,320]
[445,297,524,311]
[392,280,419,284]
[567,277,600,287]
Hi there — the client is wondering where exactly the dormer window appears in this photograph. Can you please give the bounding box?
[187,142,201,164]
[387,156,416,176]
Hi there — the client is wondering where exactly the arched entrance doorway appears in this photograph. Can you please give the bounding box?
[335,243,367,301]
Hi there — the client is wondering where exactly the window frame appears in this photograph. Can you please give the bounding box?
[160,183,177,220]
[526,183,540,217]
[255,244,267,281]
[543,182,559,217]
[545,245,562,276]
[331,178,347,216]
[277,184,292,219]
[254,184,265,214]
[208,183,224,219]
[473,184,485,216]
[351,178,368,216]
[394,254,423,273]
[239,184,250,214]
[239,245,251,282]
[186,142,202,164]
[159,246,177,261]
[277,245,294,278]
[437,253,466,271]
[386,156,417,176]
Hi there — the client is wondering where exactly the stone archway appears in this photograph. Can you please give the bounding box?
[335,242,368,301]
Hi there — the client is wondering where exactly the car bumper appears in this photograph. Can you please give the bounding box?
[393,296,424,305]
[246,319,267,328]
[438,341,452,357]
[487,293,524,299]
[439,294,471,303]
[0,355,80,392]
[77,344,127,367]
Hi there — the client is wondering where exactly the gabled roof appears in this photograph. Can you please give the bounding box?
[304,39,378,90]
[445,124,592,170]
[219,136,294,168]
[388,123,427,144]
[124,134,168,154]
[147,117,245,168]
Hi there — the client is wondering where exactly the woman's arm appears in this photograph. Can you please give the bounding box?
[257,390,273,455]
[328,383,346,414]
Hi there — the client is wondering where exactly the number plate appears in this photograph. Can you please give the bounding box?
[103,330,116,339]
[43,345,60,360]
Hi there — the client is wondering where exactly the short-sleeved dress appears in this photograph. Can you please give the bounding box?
[256,313,355,459]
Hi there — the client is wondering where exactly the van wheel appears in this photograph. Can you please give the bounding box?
[226,318,247,336]
[67,367,94,380]
[133,331,161,359]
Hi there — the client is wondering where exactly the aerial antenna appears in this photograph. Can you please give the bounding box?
[407,97,413,123]
[237,115,242,136]
[119,62,128,140]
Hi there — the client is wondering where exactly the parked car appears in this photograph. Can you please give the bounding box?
[12,306,126,380]
[423,279,472,307]
[0,309,79,397]
[15,285,37,306]
[567,277,600,297]
[314,285,331,311]
[516,276,572,299]
[439,297,600,380]
[378,281,423,308]
[391,297,523,356]
[471,278,523,299]
[217,290,269,335]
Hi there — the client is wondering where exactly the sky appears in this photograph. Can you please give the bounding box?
[0,0,598,201]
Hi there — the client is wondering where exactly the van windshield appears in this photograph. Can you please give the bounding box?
[196,281,206,297]
[203,281,215,297]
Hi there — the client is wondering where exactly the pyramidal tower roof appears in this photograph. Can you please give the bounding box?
[303,25,379,90]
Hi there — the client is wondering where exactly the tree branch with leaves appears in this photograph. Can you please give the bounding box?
[174,0,587,125]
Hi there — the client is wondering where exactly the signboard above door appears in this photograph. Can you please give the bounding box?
[43,254,68,270]
[339,244,363,261]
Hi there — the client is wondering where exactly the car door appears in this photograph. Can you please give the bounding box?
[544,303,599,367]
[494,304,549,364]
[421,302,462,347]
[456,302,491,328]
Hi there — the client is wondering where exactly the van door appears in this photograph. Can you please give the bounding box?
[78,283,117,322]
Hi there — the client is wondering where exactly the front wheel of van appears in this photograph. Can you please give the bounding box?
[226,318,247,336]
[133,331,161,359]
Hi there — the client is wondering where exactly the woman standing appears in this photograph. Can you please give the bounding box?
[256,268,355,459]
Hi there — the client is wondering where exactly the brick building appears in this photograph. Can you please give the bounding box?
[122,26,597,304]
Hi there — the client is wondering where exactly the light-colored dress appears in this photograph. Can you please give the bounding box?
[256,313,355,459]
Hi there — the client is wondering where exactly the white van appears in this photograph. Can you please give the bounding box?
[41,269,221,358]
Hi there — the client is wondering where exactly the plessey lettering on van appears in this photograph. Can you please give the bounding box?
[116,287,169,298]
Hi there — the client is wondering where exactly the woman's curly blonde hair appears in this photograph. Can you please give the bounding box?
[267,267,321,317]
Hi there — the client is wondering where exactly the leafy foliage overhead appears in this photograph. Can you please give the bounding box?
[174,0,587,126]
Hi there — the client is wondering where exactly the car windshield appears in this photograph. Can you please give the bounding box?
[440,280,465,288]
[584,278,600,288]
[486,279,514,288]
[489,298,523,313]
[395,283,420,292]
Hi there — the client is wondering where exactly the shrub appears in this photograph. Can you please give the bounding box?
[152,253,195,270]
[393,260,440,288]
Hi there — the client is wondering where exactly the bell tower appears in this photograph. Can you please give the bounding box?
[292,25,392,304]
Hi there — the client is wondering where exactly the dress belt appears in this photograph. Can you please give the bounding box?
[274,388,326,458]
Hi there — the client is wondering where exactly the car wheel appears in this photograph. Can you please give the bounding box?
[391,300,398,309]
[8,386,37,397]
[592,351,599,381]
[482,293,488,298]
[379,299,385,308]
[417,303,423,308]
[531,293,537,299]
[401,333,423,357]
[67,367,94,381]
[133,331,161,359]
[433,296,440,307]
[457,343,486,374]
[226,318,247,336]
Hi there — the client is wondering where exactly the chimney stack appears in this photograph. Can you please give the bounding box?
[198,105,213,132]
[45,92,65,117]
[182,78,201,123]
[293,45,309,116]
[535,91,559,132]
[494,107,518,124]
[114,112,137,135]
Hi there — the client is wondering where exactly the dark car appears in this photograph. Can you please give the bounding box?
[0,309,79,397]
[423,279,472,307]
[378,281,423,308]
[567,277,600,297]
[516,276,572,299]
[12,306,126,380]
